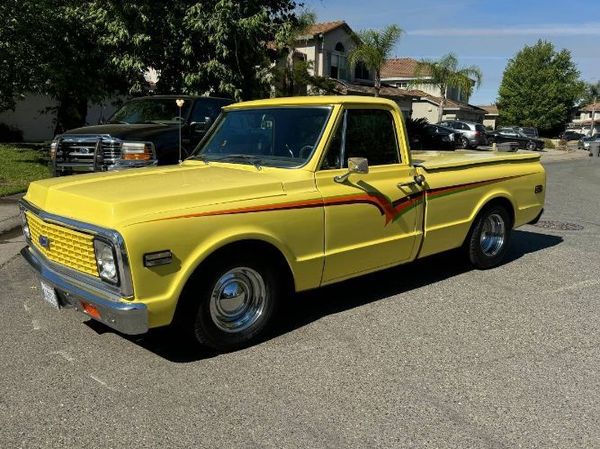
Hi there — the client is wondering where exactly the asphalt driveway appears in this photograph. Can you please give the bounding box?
[1,158,599,448]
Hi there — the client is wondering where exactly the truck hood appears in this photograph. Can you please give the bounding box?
[24,163,288,228]
[64,123,176,141]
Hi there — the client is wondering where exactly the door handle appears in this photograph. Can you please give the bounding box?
[398,174,425,188]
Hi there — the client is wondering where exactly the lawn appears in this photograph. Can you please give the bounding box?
[0,144,51,196]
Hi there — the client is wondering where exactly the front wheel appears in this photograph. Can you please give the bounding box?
[526,141,536,151]
[465,205,512,269]
[178,256,281,352]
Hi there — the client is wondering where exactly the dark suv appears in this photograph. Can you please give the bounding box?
[50,95,234,176]
[438,120,488,149]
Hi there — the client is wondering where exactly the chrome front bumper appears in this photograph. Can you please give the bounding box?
[21,245,148,335]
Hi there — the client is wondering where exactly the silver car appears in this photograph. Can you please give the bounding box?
[438,120,488,149]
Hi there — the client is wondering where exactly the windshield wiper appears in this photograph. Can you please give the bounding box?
[188,154,210,164]
[213,154,263,169]
[109,120,129,124]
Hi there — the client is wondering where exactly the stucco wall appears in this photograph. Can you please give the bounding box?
[0,95,120,141]
[411,101,440,123]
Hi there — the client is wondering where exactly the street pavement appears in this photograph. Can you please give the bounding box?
[1,158,600,448]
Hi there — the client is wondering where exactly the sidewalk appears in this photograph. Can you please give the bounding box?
[537,148,591,163]
[0,194,23,236]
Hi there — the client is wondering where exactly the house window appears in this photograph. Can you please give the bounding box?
[354,61,370,80]
[328,42,349,81]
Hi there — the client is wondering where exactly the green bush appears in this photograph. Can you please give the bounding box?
[0,123,24,143]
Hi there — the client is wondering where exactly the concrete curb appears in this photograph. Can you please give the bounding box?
[0,216,20,237]
[0,194,24,237]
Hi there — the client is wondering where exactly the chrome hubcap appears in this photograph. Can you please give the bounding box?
[209,267,266,333]
[480,213,506,256]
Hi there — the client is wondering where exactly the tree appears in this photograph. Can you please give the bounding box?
[348,25,403,97]
[0,0,300,132]
[93,0,298,101]
[411,53,482,122]
[498,40,584,135]
[581,81,600,136]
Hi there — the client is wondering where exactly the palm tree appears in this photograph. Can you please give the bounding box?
[348,25,403,97]
[411,53,482,122]
[582,81,600,136]
[273,10,316,96]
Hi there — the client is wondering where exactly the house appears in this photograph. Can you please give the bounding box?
[381,58,471,103]
[380,58,485,123]
[292,21,419,115]
[567,102,600,135]
[477,104,499,130]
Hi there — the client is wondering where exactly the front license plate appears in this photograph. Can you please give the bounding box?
[40,281,59,309]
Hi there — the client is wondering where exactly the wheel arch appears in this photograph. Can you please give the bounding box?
[462,193,516,246]
[178,234,297,299]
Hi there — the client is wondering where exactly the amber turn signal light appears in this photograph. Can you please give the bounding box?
[121,142,154,161]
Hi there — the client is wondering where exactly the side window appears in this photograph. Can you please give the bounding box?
[321,118,343,170]
[190,100,223,123]
[320,109,400,169]
[344,109,400,166]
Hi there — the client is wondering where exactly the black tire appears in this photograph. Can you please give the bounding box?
[459,136,470,149]
[526,141,536,151]
[176,254,281,352]
[465,205,512,269]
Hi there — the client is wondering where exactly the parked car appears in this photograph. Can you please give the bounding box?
[438,120,488,149]
[488,127,544,151]
[20,96,546,352]
[516,127,539,138]
[559,130,585,141]
[579,135,600,151]
[50,95,234,176]
[407,119,457,151]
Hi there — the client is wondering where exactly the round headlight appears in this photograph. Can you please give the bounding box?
[94,239,118,282]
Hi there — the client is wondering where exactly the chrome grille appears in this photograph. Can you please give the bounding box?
[55,136,122,165]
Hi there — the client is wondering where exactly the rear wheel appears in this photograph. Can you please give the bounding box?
[526,141,536,151]
[459,136,470,149]
[466,205,511,269]
[177,255,281,352]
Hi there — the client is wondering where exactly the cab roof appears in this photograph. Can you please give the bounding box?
[225,95,398,110]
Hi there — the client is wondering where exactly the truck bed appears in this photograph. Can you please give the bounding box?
[411,150,541,170]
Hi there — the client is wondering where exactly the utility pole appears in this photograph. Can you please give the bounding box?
[591,95,597,137]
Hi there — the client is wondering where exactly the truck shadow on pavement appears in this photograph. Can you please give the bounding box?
[99,228,562,362]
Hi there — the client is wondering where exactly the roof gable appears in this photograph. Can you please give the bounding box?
[381,58,430,78]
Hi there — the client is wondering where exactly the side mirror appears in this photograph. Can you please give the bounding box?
[190,116,212,134]
[334,157,368,183]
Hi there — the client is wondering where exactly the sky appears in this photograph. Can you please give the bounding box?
[304,0,600,105]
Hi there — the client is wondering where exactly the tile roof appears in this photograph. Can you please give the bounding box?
[332,80,418,100]
[305,21,347,36]
[381,58,430,78]
[581,102,600,112]
[477,104,499,115]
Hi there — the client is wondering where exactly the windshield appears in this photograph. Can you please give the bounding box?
[191,107,331,168]
[109,99,192,125]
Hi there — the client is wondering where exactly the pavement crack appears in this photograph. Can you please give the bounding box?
[89,374,118,392]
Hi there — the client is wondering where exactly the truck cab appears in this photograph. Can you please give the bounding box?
[50,95,233,175]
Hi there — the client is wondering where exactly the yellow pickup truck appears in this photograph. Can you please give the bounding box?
[20,96,545,351]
